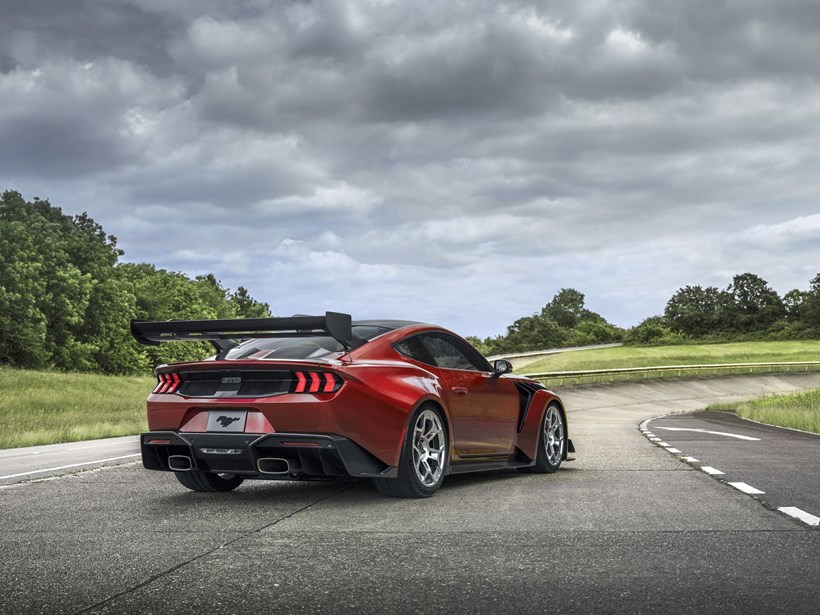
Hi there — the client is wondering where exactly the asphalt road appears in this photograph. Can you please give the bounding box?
[0,436,139,485]
[646,411,820,525]
[1,373,819,614]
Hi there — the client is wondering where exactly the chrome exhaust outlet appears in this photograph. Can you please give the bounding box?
[168,455,193,471]
[257,457,290,475]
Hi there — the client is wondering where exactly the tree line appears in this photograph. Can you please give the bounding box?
[628,272,820,345]
[474,272,820,356]
[0,191,270,374]
[467,288,624,355]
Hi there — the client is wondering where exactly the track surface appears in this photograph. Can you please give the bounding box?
[646,411,820,525]
[0,436,139,484]
[1,373,819,614]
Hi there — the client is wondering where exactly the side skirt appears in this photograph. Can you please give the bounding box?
[448,459,535,475]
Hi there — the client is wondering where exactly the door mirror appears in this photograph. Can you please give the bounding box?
[491,359,513,378]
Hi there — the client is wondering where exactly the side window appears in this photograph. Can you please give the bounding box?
[419,333,491,372]
[393,336,436,367]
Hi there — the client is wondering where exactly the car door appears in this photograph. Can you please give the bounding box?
[417,333,519,457]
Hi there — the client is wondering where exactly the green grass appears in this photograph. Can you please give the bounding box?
[709,389,820,434]
[518,340,820,373]
[0,367,153,449]
[516,340,820,387]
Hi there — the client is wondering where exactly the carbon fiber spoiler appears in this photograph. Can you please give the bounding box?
[130,312,357,356]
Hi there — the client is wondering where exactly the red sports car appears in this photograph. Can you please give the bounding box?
[131,312,574,498]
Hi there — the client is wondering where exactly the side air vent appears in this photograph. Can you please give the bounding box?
[514,381,545,432]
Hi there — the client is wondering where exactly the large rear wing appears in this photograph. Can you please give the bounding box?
[130,312,357,357]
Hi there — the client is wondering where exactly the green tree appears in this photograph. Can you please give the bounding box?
[664,285,724,336]
[543,288,586,329]
[0,191,273,374]
[783,289,806,322]
[230,286,271,318]
[799,274,820,331]
[723,273,785,332]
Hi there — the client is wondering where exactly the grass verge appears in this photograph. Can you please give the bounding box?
[518,340,820,374]
[708,389,820,434]
[0,367,153,449]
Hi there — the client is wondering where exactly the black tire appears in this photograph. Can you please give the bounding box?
[518,403,565,474]
[373,404,448,498]
[174,470,244,492]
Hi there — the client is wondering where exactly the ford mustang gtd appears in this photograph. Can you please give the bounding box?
[130,312,574,498]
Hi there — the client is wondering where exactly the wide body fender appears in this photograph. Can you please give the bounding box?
[516,390,567,462]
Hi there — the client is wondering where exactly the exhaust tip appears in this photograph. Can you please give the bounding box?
[257,457,290,474]
[168,455,192,471]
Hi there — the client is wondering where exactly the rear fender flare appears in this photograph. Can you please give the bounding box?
[399,396,451,470]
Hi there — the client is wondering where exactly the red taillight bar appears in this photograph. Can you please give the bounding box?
[153,372,183,394]
[291,371,342,394]
[294,371,308,393]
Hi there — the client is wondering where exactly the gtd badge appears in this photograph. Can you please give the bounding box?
[221,376,242,384]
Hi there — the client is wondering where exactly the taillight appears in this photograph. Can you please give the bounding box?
[152,372,182,394]
[291,371,342,394]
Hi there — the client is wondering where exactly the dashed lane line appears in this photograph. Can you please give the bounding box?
[728,482,765,495]
[700,466,725,475]
[778,507,820,526]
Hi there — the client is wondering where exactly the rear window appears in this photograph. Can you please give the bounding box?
[222,325,390,361]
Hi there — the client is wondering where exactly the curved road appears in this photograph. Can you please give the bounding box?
[1,373,818,614]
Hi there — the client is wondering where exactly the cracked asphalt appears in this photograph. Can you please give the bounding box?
[1,373,819,614]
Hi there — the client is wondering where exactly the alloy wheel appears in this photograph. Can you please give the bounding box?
[412,409,446,487]
[544,405,565,466]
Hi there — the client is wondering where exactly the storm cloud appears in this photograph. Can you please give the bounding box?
[2,0,819,336]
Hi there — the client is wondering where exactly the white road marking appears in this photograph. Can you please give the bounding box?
[778,507,820,526]
[649,437,661,442]
[701,466,724,475]
[0,438,139,461]
[728,482,765,495]
[664,447,682,454]
[653,427,760,441]
[0,454,140,480]
[658,442,670,447]
[681,456,699,462]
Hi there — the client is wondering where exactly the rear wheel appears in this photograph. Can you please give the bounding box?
[519,403,565,474]
[373,404,448,498]
[174,471,244,492]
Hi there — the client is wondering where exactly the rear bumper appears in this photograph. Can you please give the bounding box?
[140,431,397,480]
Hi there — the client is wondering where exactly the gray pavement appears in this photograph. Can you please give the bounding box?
[1,373,819,614]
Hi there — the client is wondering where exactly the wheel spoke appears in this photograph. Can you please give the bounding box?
[543,407,564,465]
[411,410,446,487]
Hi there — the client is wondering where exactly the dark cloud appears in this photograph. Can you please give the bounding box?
[1,0,818,335]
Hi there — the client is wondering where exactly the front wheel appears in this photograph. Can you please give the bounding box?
[373,404,448,498]
[519,403,565,474]
[174,471,244,492]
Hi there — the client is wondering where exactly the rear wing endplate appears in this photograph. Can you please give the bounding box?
[130,312,357,356]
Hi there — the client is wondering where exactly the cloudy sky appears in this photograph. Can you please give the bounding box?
[2,0,819,337]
